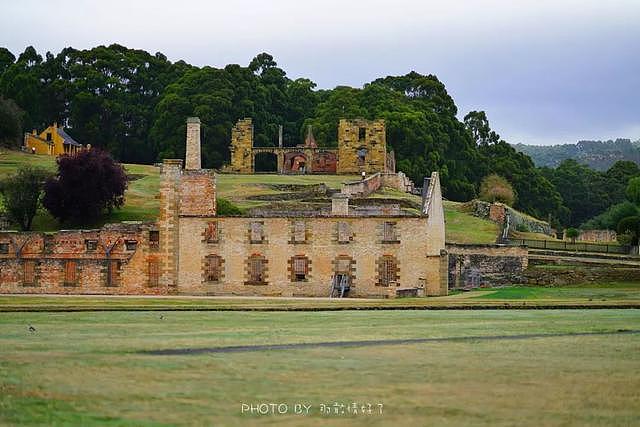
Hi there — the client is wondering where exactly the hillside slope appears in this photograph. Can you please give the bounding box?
[0,151,499,244]
[513,139,640,170]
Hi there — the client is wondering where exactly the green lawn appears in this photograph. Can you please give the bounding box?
[474,283,640,301]
[444,200,499,244]
[0,309,638,426]
[1,283,639,312]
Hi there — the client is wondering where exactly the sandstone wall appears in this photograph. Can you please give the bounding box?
[176,216,445,297]
[336,119,387,174]
[229,118,253,173]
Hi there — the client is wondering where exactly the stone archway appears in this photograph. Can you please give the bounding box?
[283,152,307,173]
[253,152,278,172]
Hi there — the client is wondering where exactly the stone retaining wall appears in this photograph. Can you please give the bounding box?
[446,243,529,288]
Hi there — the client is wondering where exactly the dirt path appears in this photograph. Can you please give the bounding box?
[141,329,639,355]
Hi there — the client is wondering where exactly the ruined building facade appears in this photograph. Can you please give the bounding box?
[229,118,390,175]
[0,118,447,297]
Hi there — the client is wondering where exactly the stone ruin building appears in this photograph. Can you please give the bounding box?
[0,118,448,298]
[229,118,394,175]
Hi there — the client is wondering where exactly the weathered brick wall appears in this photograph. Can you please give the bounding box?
[229,118,254,173]
[176,216,445,297]
[0,224,163,295]
[446,243,529,288]
[179,170,217,216]
[337,119,387,174]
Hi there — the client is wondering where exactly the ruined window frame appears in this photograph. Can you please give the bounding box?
[246,254,267,285]
[204,221,219,244]
[358,127,366,142]
[63,260,78,286]
[333,255,355,286]
[125,240,138,251]
[23,260,36,286]
[382,221,400,243]
[0,242,9,254]
[290,220,307,244]
[291,255,310,282]
[106,260,120,287]
[337,221,352,244]
[85,239,98,252]
[148,259,159,287]
[204,254,223,283]
[149,230,160,250]
[249,221,265,244]
[377,255,399,287]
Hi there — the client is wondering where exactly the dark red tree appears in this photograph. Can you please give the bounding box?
[43,149,128,223]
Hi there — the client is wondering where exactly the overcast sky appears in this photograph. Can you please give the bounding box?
[1,0,638,145]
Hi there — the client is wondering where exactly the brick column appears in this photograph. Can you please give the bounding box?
[159,159,182,287]
[185,117,201,170]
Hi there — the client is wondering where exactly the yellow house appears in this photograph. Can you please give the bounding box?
[24,122,83,156]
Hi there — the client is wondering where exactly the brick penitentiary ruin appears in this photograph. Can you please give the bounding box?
[0,117,448,298]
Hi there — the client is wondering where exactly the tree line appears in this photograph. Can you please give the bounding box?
[0,44,636,231]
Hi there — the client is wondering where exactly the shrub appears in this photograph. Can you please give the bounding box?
[0,165,51,230]
[565,227,579,243]
[479,174,516,206]
[43,149,128,223]
[515,223,530,233]
[216,198,244,216]
[617,216,640,246]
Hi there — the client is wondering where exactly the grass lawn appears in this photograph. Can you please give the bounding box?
[1,283,639,312]
[0,309,638,426]
[444,201,499,244]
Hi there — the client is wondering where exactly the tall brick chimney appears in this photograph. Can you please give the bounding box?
[185,117,201,170]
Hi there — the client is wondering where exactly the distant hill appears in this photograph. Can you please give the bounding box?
[513,139,640,171]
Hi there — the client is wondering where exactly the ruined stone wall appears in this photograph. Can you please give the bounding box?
[337,119,387,174]
[381,172,414,193]
[229,118,253,173]
[473,200,552,235]
[340,173,382,198]
[569,229,617,243]
[0,224,162,294]
[176,216,445,297]
[446,243,528,288]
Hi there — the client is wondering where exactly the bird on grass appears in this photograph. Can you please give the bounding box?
[159,315,164,320]
[28,325,36,333]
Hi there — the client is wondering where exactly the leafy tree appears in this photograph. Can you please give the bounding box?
[617,216,640,246]
[605,161,640,204]
[565,227,579,243]
[43,149,128,223]
[479,174,515,205]
[0,47,15,77]
[625,177,640,205]
[0,97,24,147]
[0,165,50,230]
[582,201,639,230]
[463,111,500,146]
[542,160,612,227]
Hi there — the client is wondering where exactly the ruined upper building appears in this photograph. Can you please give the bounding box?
[0,118,447,298]
[229,118,393,175]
